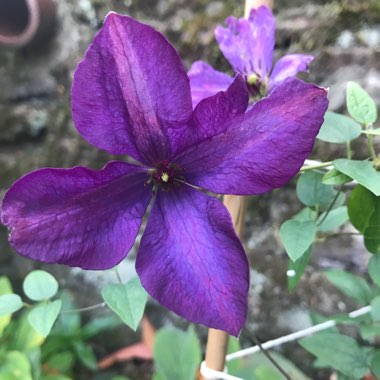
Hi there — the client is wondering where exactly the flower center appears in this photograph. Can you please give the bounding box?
[246,73,268,99]
[149,161,183,190]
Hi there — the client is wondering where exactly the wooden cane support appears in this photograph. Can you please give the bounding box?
[244,0,274,17]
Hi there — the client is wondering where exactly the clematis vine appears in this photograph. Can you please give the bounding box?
[0,13,328,336]
[189,6,314,107]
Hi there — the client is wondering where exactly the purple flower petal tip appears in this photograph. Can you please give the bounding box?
[215,5,275,79]
[178,77,328,195]
[270,54,315,87]
[1,162,151,270]
[72,12,193,164]
[188,61,233,108]
[136,187,249,336]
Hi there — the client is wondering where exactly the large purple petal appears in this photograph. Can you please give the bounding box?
[136,186,249,336]
[1,162,151,269]
[72,13,193,164]
[270,54,314,87]
[188,61,233,108]
[192,74,248,140]
[176,78,328,195]
[173,75,249,155]
[215,6,275,78]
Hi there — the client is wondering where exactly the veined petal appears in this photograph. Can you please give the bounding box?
[1,162,151,269]
[188,61,233,108]
[177,78,329,195]
[72,13,193,164]
[215,6,275,78]
[192,74,248,140]
[247,6,275,78]
[270,54,314,87]
[173,75,248,155]
[136,187,249,336]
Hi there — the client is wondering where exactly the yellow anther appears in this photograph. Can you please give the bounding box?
[247,73,258,85]
[161,172,169,182]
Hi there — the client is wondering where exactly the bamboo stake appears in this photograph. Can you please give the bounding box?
[201,0,274,376]
[244,0,274,18]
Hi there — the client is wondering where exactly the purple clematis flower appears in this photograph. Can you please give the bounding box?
[189,6,314,107]
[0,13,328,336]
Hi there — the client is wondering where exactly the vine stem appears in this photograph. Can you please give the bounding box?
[367,133,377,161]
[300,161,333,172]
[346,140,352,160]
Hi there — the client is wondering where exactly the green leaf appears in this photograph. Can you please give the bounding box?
[82,315,121,338]
[293,207,317,222]
[297,172,335,208]
[28,300,62,337]
[153,326,201,380]
[254,366,282,380]
[369,255,380,288]
[0,277,13,295]
[363,194,380,254]
[8,313,44,352]
[325,270,372,304]
[348,185,376,233]
[334,159,380,196]
[28,346,42,380]
[317,111,362,143]
[288,246,312,291]
[0,351,33,380]
[102,277,147,330]
[23,271,59,301]
[362,128,380,135]
[226,338,241,376]
[249,352,311,380]
[300,332,368,378]
[152,374,166,380]
[0,277,14,335]
[54,291,81,333]
[280,220,317,261]
[348,185,380,253]
[370,351,380,377]
[0,294,23,317]
[346,81,377,125]
[318,206,349,232]
[323,168,352,185]
[330,314,356,324]
[44,351,74,373]
[371,296,380,321]
[360,324,380,340]
[73,340,97,370]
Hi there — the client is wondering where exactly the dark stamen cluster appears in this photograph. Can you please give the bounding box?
[149,161,183,191]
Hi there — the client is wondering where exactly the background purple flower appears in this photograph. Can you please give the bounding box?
[0,13,328,336]
[189,6,314,107]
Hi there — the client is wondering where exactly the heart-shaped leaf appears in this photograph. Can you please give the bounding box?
[23,270,59,301]
[102,278,147,331]
[280,220,317,261]
[334,159,380,196]
[0,294,23,317]
[317,111,362,143]
[346,81,377,125]
[28,300,62,337]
